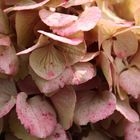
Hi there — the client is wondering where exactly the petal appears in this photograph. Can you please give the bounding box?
[52,6,101,36]
[125,121,140,140]
[9,110,39,140]
[0,45,18,75]
[16,35,49,55]
[15,10,39,49]
[98,52,112,88]
[39,9,78,27]
[130,48,140,69]
[0,34,11,46]
[0,9,10,34]
[4,0,50,13]
[113,31,138,58]
[80,52,99,62]
[51,86,76,130]
[30,67,73,94]
[74,91,116,125]
[29,45,66,80]
[116,98,139,123]
[56,41,86,66]
[0,79,17,118]
[47,124,69,140]
[38,31,83,45]
[119,68,140,99]
[70,62,96,85]
[16,92,57,138]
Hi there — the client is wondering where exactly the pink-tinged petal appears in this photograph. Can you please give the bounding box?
[113,31,138,58]
[51,86,76,130]
[76,6,101,31]
[63,0,94,8]
[74,91,116,125]
[0,79,17,118]
[70,62,96,85]
[9,110,40,140]
[119,68,140,99]
[16,92,57,138]
[30,67,73,94]
[52,6,101,36]
[38,30,83,45]
[39,9,78,27]
[125,121,140,140]
[47,124,69,140]
[116,98,139,123]
[4,0,50,13]
[0,45,18,75]
[29,45,66,80]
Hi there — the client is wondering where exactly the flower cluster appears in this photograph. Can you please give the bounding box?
[0,0,140,140]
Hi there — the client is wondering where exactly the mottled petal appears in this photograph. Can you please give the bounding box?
[74,91,116,125]
[16,92,57,138]
[39,9,78,27]
[125,121,140,140]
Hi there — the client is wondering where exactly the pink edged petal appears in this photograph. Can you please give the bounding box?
[76,6,101,31]
[16,92,57,138]
[9,110,41,140]
[70,62,96,85]
[51,86,76,130]
[0,45,19,75]
[119,68,140,99]
[4,0,50,13]
[39,9,78,27]
[116,98,139,123]
[125,121,140,140]
[47,124,69,140]
[74,91,116,125]
[52,6,101,36]
[38,30,83,45]
[0,79,17,118]
[30,67,74,94]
